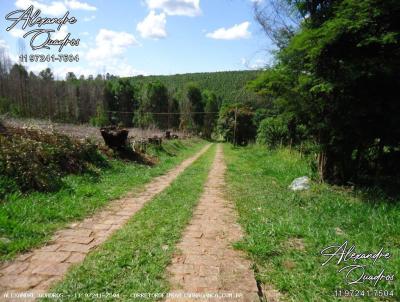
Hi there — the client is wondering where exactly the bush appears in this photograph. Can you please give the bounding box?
[257,116,289,148]
[0,128,107,194]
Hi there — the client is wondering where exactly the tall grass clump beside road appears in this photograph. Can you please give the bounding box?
[224,145,400,301]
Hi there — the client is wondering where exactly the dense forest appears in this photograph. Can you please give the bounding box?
[130,71,262,105]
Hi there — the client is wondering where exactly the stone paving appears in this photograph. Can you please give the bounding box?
[165,145,259,302]
[0,144,211,302]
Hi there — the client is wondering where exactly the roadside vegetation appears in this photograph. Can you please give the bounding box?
[224,145,400,301]
[0,137,206,261]
[0,126,107,197]
[43,145,216,302]
[248,0,399,186]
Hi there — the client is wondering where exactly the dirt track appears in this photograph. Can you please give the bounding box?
[0,145,211,302]
[166,145,259,302]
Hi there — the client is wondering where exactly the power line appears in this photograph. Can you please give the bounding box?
[104,111,220,115]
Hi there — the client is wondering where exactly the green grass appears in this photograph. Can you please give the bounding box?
[0,139,206,261]
[43,144,216,302]
[224,145,400,302]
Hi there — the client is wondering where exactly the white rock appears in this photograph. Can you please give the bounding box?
[289,176,310,191]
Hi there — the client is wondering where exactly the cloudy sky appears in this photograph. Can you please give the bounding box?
[0,0,273,78]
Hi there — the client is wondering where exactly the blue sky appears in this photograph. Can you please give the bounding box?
[0,0,273,78]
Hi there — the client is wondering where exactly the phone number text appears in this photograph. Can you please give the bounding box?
[19,54,79,63]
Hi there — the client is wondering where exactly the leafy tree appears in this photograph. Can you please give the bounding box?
[217,104,256,146]
[39,68,54,81]
[105,79,138,126]
[168,95,180,129]
[202,90,219,139]
[133,81,169,128]
[66,72,77,81]
[257,116,289,148]
[251,0,400,183]
[186,82,204,131]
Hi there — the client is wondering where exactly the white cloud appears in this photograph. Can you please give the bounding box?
[85,30,144,77]
[250,59,267,69]
[8,28,26,38]
[206,21,251,40]
[86,29,140,61]
[106,61,146,77]
[15,0,67,16]
[53,65,94,79]
[65,0,96,11]
[241,57,267,69]
[83,15,96,22]
[14,0,96,16]
[146,0,201,17]
[137,11,167,39]
[28,62,52,74]
[52,25,69,40]
[0,39,9,50]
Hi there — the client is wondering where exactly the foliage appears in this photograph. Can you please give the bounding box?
[217,104,256,146]
[0,176,18,200]
[89,105,109,127]
[251,0,400,183]
[0,97,21,117]
[130,70,261,106]
[39,68,54,81]
[257,116,289,148]
[185,82,204,131]
[134,81,169,128]
[202,90,220,139]
[104,79,139,127]
[0,128,106,193]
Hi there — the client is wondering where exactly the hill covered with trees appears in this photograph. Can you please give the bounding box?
[129,70,261,105]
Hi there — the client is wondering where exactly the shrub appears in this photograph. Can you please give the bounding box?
[257,116,289,148]
[0,128,107,194]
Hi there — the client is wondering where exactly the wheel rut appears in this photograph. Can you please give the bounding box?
[0,144,211,302]
[165,145,259,302]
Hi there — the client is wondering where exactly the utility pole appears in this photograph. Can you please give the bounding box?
[233,106,237,147]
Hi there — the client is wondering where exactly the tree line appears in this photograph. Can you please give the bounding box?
[0,51,227,138]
